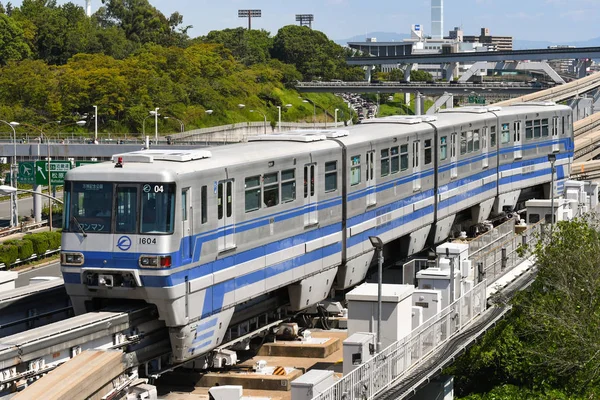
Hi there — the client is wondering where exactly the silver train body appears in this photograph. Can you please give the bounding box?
[60,103,573,363]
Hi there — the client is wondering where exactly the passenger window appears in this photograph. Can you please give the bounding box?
[217,184,223,220]
[263,172,279,207]
[391,146,399,173]
[562,116,565,135]
[542,119,549,137]
[245,176,261,213]
[325,162,337,192]
[116,186,136,233]
[424,139,432,165]
[529,213,540,223]
[400,144,409,171]
[501,123,510,144]
[460,131,467,155]
[473,130,480,152]
[201,186,207,223]
[181,188,188,221]
[281,169,296,203]
[534,120,541,138]
[467,131,473,153]
[525,121,533,140]
[380,149,390,177]
[490,126,497,147]
[440,136,447,161]
[350,155,361,186]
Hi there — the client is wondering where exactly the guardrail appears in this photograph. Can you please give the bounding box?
[312,280,487,400]
[0,221,49,239]
[0,248,60,271]
[470,221,543,285]
[296,81,539,88]
[466,218,517,260]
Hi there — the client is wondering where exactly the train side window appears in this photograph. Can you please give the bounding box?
[245,176,261,213]
[310,165,315,196]
[501,123,510,144]
[201,186,207,224]
[181,188,188,221]
[534,119,541,138]
[473,130,480,152]
[400,144,409,171]
[281,169,296,202]
[451,133,457,158]
[490,126,497,147]
[390,146,399,173]
[561,116,565,135]
[263,172,279,208]
[424,139,432,165]
[350,155,361,186]
[567,115,571,134]
[440,136,447,161]
[325,162,337,192]
[116,186,137,233]
[525,120,533,140]
[380,149,390,177]
[460,131,467,155]
[541,119,549,137]
[467,131,473,153]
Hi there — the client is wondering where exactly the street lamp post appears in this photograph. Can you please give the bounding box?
[276,104,292,130]
[93,105,98,143]
[0,185,62,204]
[369,235,384,353]
[164,116,184,133]
[548,153,557,240]
[1,120,19,227]
[250,110,267,134]
[153,107,160,143]
[334,108,340,127]
[302,100,316,128]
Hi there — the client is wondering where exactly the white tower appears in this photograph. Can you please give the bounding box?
[431,0,443,39]
[86,0,91,17]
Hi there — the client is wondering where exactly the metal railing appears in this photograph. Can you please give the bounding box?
[470,221,544,285]
[312,280,487,400]
[467,218,517,260]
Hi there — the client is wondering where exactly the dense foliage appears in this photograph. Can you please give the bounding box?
[0,0,358,135]
[449,217,600,399]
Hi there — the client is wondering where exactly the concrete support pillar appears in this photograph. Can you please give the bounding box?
[576,59,592,79]
[568,96,593,121]
[427,93,454,115]
[33,185,42,223]
[415,92,423,115]
[444,62,459,82]
[405,92,411,108]
[364,66,372,83]
[404,63,415,82]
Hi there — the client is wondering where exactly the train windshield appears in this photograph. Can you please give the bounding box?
[64,181,175,235]
[66,182,113,233]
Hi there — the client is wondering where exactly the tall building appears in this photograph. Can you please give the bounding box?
[431,0,443,40]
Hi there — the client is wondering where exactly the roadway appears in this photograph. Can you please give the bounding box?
[0,193,63,228]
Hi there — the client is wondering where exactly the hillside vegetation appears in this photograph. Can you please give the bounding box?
[0,0,363,136]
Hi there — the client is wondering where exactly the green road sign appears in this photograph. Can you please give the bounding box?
[75,160,99,167]
[35,160,71,186]
[18,161,35,185]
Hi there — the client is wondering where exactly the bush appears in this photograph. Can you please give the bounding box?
[0,244,19,268]
[4,239,35,261]
[23,233,50,256]
[46,232,61,250]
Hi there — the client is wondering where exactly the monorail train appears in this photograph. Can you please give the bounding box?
[60,102,573,363]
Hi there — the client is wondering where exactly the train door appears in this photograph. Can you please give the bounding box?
[217,180,235,251]
[552,116,560,152]
[366,149,376,206]
[482,127,489,168]
[181,187,192,260]
[513,120,522,159]
[413,140,421,191]
[450,132,458,179]
[304,163,318,226]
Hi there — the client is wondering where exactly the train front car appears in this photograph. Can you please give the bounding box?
[60,150,215,364]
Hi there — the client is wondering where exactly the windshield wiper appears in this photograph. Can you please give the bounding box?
[71,216,87,238]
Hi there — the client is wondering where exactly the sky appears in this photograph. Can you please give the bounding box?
[10,0,600,42]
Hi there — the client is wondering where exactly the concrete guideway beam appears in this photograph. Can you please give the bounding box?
[458,61,565,84]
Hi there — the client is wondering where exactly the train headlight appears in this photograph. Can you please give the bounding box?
[62,252,84,266]
[139,255,172,269]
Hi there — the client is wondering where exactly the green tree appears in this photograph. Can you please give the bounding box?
[0,13,32,64]
[451,216,600,397]
[271,25,346,81]
[202,28,273,66]
[410,69,433,81]
[96,0,189,47]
